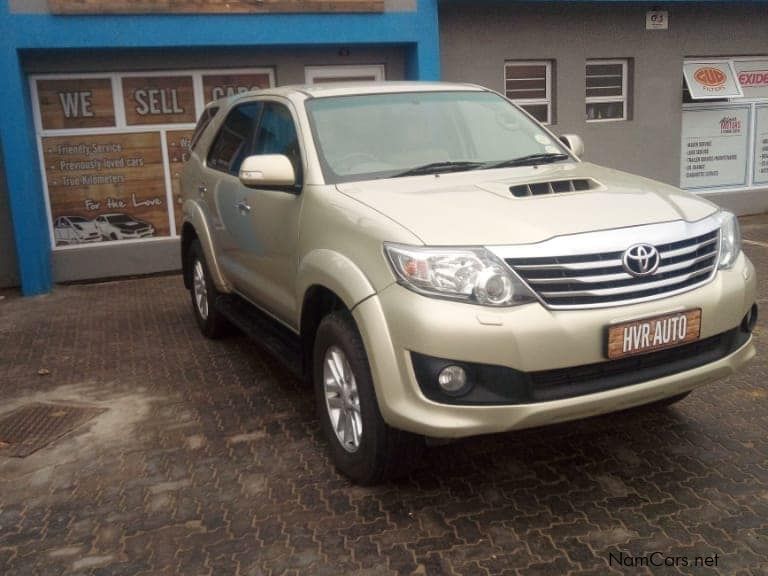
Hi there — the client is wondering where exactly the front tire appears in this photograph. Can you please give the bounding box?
[313,311,422,485]
[188,239,229,339]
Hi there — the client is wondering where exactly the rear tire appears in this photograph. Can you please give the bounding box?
[188,239,229,339]
[313,311,422,485]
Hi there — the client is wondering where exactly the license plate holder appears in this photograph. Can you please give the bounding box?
[606,309,702,360]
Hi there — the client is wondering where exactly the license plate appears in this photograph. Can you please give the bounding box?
[607,309,702,360]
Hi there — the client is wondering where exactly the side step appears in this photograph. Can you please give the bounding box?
[215,294,303,380]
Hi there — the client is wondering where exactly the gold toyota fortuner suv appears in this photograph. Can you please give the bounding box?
[181,82,757,484]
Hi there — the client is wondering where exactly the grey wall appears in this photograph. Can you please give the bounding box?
[0,148,19,288]
[23,46,406,282]
[439,2,768,213]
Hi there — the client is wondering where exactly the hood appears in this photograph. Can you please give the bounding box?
[335,162,719,246]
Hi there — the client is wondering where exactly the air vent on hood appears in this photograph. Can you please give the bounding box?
[509,178,600,198]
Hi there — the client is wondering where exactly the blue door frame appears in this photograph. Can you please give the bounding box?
[0,0,440,295]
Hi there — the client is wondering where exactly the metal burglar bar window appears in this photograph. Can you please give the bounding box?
[504,61,552,124]
[586,59,628,122]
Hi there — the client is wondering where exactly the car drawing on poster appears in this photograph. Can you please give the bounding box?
[94,213,156,241]
[53,216,102,246]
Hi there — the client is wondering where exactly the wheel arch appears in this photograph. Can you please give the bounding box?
[181,200,232,293]
[297,249,378,384]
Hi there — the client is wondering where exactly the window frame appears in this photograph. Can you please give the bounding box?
[585,58,629,123]
[503,60,553,125]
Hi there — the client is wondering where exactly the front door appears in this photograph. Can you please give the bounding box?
[205,99,304,326]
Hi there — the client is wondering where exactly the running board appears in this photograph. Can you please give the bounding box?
[215,295,303,380]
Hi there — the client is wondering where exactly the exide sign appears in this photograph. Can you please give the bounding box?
[738,70,768,88]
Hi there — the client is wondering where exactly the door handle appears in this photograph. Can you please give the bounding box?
[236,200,252,214]
[198,185,207,198]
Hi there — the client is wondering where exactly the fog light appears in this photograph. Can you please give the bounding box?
[438,365,468,394]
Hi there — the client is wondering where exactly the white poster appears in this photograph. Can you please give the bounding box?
[681,105,751,190]
[754,105,768,185]
[734,60,768,99]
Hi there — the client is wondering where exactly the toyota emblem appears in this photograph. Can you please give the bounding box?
[623,244,660,277]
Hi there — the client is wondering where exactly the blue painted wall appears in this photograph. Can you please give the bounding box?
[0,0,440,295]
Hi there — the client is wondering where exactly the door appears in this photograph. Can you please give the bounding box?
[305,65,385,84]
[234,101,304,325]
[203,101,262,282]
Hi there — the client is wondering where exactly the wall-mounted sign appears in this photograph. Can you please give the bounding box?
[754,105,768,185]
[645,10,668,30]
[680,105,751,190]
[36,78,115,130]
[734,60,768,99]
[202,72,273,104]
[42,132,170,246]
[122,75,196,126]
[49,0,385,14]
[32,68,274,249]
[166,129,194,232]
[683,61,743,100]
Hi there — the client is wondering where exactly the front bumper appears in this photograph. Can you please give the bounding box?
[353,253,756,438]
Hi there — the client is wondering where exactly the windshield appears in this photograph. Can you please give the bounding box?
[68,216,88,223]
[305,90,571,183]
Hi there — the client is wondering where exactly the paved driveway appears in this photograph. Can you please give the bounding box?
[0,233,767,575]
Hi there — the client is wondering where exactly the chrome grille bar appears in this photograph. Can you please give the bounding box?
[494,219,721,309]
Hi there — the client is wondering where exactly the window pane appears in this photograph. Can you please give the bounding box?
[586,63,623,77]
[586,87,623,98]
[207,102,261,174]
[505,64,547,80]
[254,103,301,179]
[586,101,624,121]
[520,104,549,123]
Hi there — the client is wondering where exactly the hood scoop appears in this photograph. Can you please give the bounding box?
[509,178,602,198]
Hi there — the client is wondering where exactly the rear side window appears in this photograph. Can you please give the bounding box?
[190,106,219,151]
[207,102,262,175]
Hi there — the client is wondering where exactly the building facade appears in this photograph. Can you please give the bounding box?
[1,0,767,295]
[0,0,440,295]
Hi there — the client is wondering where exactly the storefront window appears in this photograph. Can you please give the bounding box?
[31,68,274,248]
[681,57,768,191]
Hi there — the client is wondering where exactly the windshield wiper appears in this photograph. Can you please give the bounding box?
[485,153,570,169]
[393,161,486,178]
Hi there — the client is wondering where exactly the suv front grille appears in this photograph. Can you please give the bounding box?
[505,229,719,308]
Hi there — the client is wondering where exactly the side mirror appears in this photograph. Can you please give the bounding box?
[239,154,296,187]
[559,134,585,159]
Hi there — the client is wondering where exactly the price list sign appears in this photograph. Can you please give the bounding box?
[680,106,750,190]
[754,106,768,185]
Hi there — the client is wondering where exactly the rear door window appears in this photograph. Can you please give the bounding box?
[206,102,262,175]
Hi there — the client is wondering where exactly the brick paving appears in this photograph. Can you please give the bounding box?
[0,241,767,575]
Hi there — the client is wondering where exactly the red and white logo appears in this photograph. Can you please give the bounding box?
[694,67,727,89]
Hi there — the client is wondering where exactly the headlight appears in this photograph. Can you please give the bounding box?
[715,211,742,269]
[384,243,536,307]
